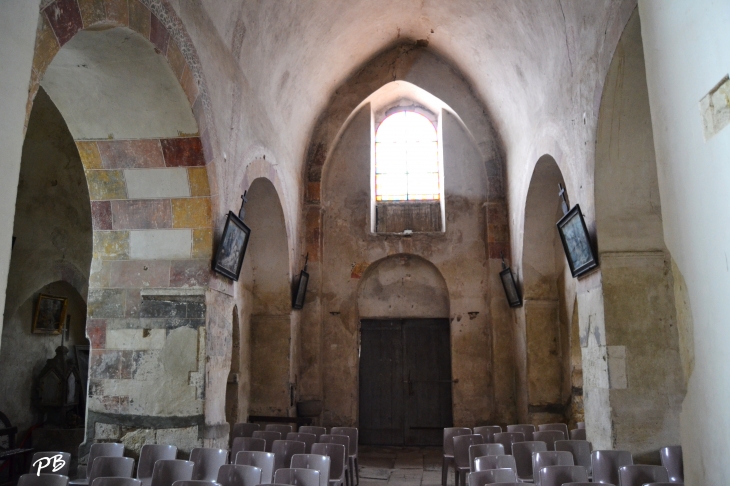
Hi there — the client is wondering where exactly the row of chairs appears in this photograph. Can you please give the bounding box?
[465,464,677,486]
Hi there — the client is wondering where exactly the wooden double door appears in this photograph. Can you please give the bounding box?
[359,319,453,446]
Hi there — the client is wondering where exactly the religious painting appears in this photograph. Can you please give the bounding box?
[32,294,68,335]
[499,266,522,307]
[292,270,309,309]
[557,204,599,278]
[213,211,251,281]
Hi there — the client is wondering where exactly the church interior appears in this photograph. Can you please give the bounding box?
[0,1,727,486]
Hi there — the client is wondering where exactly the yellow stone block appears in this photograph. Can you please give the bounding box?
[129,0,151,39]
[188,167,210,197]
[86,170,127,200]
[77,141,103,169]
[192,229,214,259]
[172,197,212,228]
[78,0,106,27]
[32,15,60,77]
[93,231,130,260]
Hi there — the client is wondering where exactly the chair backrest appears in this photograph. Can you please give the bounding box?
[659,446,683,483]
[89,457,136,484]
[570,429,587,441]
[617,465,669,486]
[532,452,574,486]
[271,441,306,472]
[473,455,516,474]
[30,452,72,476]
[150,460,195,486]
[18,474,69,486]
[231,424,261,440]
[472,426,502,444]
[298,427,326,442]
[190,448,229,481]
[591,450,633,485]
[234,452,275,484]
[310,443,345,483]
[492,432,524,455]
[286,434,317,454]
[265,425,294,436]
[506,424,535,442]
[576,422,585,429]
[537,423,569,438]
[532,431,565,451]
[92,478,142,486]
[216,464,262,486]
[88,443,126,478]
[554,440,591,474]
[273,468,319,486]
[560,483,594,486]
[453,435,484,469]
[329,428,358,457]
[138,445,178,480]
[467,468,517,486]
[512,442,547,480]
[318,435,350,459]
[253,431,284,452]
[638,483,675,486]
[232,438,267,459]
[171,481,220,486]
[443,428,472,455]
[469,444,505,471]
[290,454,330,486]
[537,465,588,486]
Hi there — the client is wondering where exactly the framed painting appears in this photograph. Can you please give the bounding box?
[213,211,251,281]
[556,204,599,278]
[32,294,68,335]
[499,266,522,307]
[292,270,309,309]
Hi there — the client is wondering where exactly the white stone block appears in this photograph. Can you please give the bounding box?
[607,345,628,389]
[106,328,166,350]
[124,168,190,199]
[130,229,192,260]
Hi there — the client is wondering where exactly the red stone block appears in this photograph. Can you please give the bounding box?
[86,319,107,349]
[149,14,170,54]
[111,199,172,230]
[161,138,206,167]
[91,201,113,230]
[109,260,171,288]
[488,242,510,259]
[97,139,165,169]
[43,0,84,46]
[170,259,211,288]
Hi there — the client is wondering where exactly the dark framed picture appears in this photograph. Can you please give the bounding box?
[292,270,309,309]
[32,294,68,334]
[499,267,522,307]
[213,211,251,281]
[557,204,599,278]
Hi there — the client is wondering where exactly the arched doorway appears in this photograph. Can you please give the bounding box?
[357,254,451,446]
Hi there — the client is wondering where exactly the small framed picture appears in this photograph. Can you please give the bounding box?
[213,211,251,281]
[499,267,522,307]
[557,204,599,278]
[292,270,309,309]
[32,294,69,334]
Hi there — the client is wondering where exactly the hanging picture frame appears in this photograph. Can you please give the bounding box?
[212,211,251,281]
[292,254,309,310]
[500,266,522,307]
[32,294,68,335]
[556,204,599,278]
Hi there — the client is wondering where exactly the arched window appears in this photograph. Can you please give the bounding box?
[375,111,440,201]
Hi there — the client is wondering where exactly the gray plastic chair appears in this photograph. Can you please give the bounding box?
[330,427,358,486]
[512,442,547,482]
[138,445,179,486]
[467,469,517,486]
[473,455,516,474]
[19,474,70,486]
[532,452,574,486]
[171,482,219,486]
[453,435,484,486]
[618,465,669,486]
[234,452,275,484]
[318,435,350,486]
[506,425,535,442]
[286,434,317,454]
[232,438,267,461]
[273,468,319,486]
[555,441,591,477]
[592,450,633,485]
[150,460,195,486]
[265,425,294,436]
[443,428,472,486]
[216,464,262,486]
[92,479,142,486]
[659,446,683,483]
[563,483,606,486]
[298,427,326,442]
[291,454,330,486]
[271,441,306,473]
[469,444,505,471]
[538,424,569,438]
[311,443,346,486]
[472,426,502,444]
[576,422,585,429]
[71,443,126,486]
[642,484,679,486]
[532,431,565,451]
[190,449,229,481]
[253,432,283,453]
[88,457,135,485]
[492,432,524,455]
[570,429,587,441]
[538,465,588,486]
[232,424,261,442]
[30,452,72,476]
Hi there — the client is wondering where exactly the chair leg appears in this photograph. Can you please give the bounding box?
[442,457,449,486]
[355,457,359,485]
[454,467,459,486]
[349,457,355,486]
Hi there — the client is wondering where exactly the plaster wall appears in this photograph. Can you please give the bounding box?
[639,1,730,483]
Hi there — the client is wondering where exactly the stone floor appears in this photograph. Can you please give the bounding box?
[358,447,456,486]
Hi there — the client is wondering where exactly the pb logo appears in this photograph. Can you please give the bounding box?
[32,454,66,476]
